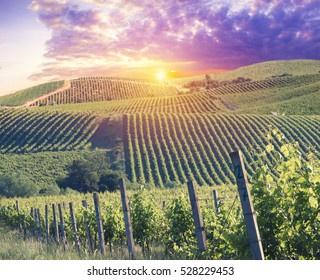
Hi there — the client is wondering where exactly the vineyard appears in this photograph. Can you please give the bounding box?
[0,183,250,259]
[0,81,64,106]
[175,59,320,84]
[1,141,319,260]
[0,60,319,260]
[23,77,180,107]
[123,113,320,187]
[0,107,102,153]
[35,93,225,116]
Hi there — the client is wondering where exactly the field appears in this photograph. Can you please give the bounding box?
[0,60,319,260]
[0,81,64,106]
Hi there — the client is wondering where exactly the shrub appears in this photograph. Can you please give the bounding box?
[252,129,320,259]
[0,172,39,198]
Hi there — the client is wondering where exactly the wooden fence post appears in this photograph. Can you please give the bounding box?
[93,192,106,256]
[82,200,93,255]
[162,201,166,209]
[52,204,59,244]
[45,205,50,245]
[119,179,135,259]
[15,200,22,231]
[34,208,39,239]
[187,180,207,253]
[69,202,81,254]
[213,190,220,214]
[58,203,67,251]
[37,208,43,239]
[230,150,265,260]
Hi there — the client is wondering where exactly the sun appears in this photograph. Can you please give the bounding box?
[155,71,166,81]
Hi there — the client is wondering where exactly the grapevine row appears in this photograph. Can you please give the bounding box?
[123,113,320,186]
[0,108,101,153]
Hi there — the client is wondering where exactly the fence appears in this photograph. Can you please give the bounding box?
[0,150,264,260]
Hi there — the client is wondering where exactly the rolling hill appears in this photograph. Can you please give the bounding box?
[0,59,319,189]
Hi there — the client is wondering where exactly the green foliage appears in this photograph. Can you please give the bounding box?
[0,81,64,106]
[163,194,196,257]
[99,172,121,192]
[252,129,320,259]
[130,190,161,253]
[124,112,320,187]
[59,153,121,193]
[0,150,109,187]
[102,202,125,249]
[201,201,250,260]
[0,172,39,198]
[0,108,101,153]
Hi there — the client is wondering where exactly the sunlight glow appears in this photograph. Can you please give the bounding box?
[156,71,166,81]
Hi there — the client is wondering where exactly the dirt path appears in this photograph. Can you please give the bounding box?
[21,80,71,107]
[220,97,239,111]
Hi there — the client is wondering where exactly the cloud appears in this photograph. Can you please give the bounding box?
[29,0,320,80]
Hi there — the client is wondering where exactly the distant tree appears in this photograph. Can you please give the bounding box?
[59,153,122,193]
[99,172,121,192]
[65,159,100,192]
[205,74,211,88]
[59,153,108,193]
[0,172,39,198]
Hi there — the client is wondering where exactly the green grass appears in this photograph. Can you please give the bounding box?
[0,185,236,260]
[0,81,64,106]
[0,226,126,260]
[174,59,320,84]
[0,150,107,187]
[224,80,320,115]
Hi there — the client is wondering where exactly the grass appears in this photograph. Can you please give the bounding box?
[0,150,108,187]
[174,59,320,84]
[0,225,190,260]
[224,80,320,115]
[0,81,64,106]
[0,184,237,260]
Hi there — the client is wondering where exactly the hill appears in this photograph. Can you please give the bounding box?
[0,81,64,106]
[0,60,319,189]
[175,59,320,84]
[0,107,102,153]
[123,113,320,187]
[203,73,320,115]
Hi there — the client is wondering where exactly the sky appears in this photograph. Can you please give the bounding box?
[0,0,320,95]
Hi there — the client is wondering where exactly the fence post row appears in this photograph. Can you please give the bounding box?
[82,199,93,255]
[187,180,207,253]
[119,179,135,260]
[230,150,265,260]
[93,192,106,256]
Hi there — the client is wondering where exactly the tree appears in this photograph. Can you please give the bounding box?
[0,172,39,198]
[59,153,122,193]
[99,172,121,192]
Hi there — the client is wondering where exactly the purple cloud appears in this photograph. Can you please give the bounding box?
[29,0,320,80]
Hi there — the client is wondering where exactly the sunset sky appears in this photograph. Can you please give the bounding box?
[1,0,320,95]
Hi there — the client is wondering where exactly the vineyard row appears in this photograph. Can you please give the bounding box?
[123,113,320,187]
[0,108,101,153]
